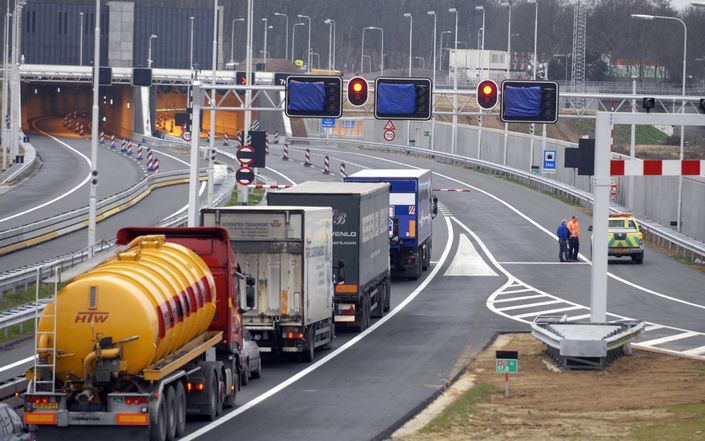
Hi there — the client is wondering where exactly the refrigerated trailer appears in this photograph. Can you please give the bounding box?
[267,182,391,331]
[201,206,334,362]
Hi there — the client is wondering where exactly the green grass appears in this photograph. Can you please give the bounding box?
[573,119,668,145]
[420,383,495,433]
[227,187,265,206]
[0,320,35,345]
[632,402,705,441]
[0,283,56,311]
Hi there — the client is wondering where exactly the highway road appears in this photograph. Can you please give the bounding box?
[2,141,704,441]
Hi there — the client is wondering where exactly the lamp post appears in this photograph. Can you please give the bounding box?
[274,12,288,61]
[440,30,451,73]
[403,13,412,77]
[362,54,371,72]
[324,18,335,71]
[1,7,10,169]
[311,51,320,69]
[362,27,383,75]
[292,22,304,64]
[449,7,458,154]
[501,1,512,165]
[475,5,486,159]
[428,11,436,151]
[475,6,485,76]
[208,0,218,206]
[87,0,101,256]
[186,16,195,108]
[632,13,687,232]
[147,34,158,68]
[79,12,85,66]
[527,0,538,171]
[9,0,26,162]
[261,18,269,68]
[230,18,244,63]
[297,14,311,72]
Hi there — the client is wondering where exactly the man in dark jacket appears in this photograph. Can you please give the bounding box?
[556,219,570,262]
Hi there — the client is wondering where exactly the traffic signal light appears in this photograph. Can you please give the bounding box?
[643,97,655,113]
[285,75,342,118]
[500,80,559,124]
[347,77,368,107]
[132,68,152,87]
[374,77,432,120]
[235,71,255,96]
[98,67,112,86]
[476,80,498,110]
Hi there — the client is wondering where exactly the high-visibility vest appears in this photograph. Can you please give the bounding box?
[568,221,581,238]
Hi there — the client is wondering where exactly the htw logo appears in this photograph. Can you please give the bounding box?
[74,312,109,324]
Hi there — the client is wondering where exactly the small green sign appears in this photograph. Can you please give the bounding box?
[530,165,540,176]
[496,358,518,374]
[423,130,431,137]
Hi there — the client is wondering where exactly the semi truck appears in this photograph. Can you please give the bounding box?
[345,169,438,280]
[201,206,335,362]
[23,227,251,441]
[267,182,391,331]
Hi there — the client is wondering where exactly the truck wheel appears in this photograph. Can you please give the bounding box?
[322,318,335,350]
[372,290,383,319]
[165,385,177,441]
[422,245,429,271]
[215,372,225,417]
[302,329,315,363]
[174,382,187,437]
[242,360,250,386]
[205,375,218,421]
[410,253,422,280]
[223,363,238,408]
[149,394,167,441]
[632,253,644,264]
[354,297,369,332]
[384,278,391,312]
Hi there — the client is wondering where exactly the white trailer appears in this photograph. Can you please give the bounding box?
[201,206,335,362]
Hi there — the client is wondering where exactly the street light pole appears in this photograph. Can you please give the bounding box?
[440,30,451,74]
[187,16,195,108]
[501,1,512,165]
[79,12,84,66]
[147,34,157,68]
[274,13,288,61]
[364,27,383,75]
[528,0,538,171]
[208,0,218,206]
[331,19,336,69]
[360,27,365,75]
[449,7,458,154]
[325,19,333,70]
[631,13,687,232]
[292,22,304,64]
[428,11,436,151]
[9,0,26,162]
[261,18,268,69]
[88,0,101,256]
[230,18,244,63]
[2,7,11,170]
[403,13,412,77]
[475,5,485,159]
[297,15,311,72]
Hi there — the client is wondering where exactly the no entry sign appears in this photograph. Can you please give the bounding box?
[237,145,256,165]
[236,166,255,186]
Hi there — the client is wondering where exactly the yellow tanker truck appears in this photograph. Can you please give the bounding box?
[23,227,255,441]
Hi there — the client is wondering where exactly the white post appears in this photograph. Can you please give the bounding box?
[591,112,612,323]
[529,0,538,171]
[9,2,21,161]
[628,79,636,209]
[1,9,10,170]
[242,0,253,203]
[326,19,332,70]
[262,18,268,69]
[188,81,202,227]
[677,19,687,233]
[208,0,217,206]
[332,19,336,69]
[87,0,100,256]
[405,13,412,146]
[360,29,365,76]
[187,16,194,108]
[503,2,512,165]
[380,28,384,76]
[79,12,84,66]
[450,8,458,155]
[477,114,482,158]
[428,11,436,151]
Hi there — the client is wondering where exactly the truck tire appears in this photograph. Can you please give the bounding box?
[251,357,262,379]
[384,278,391,312]
[165,385,177,441]
[302,329,315,363]
[205,374,218,421]
[215,371,225,417]
[149,394,167,441]
[410,252,422,280]
[631,253,644,264]
[354,297,369,332]
[223,362,238,408]
[422,245,429,271]
[174,382,187,437]
[322,317,335,350]
[372,289,383,319]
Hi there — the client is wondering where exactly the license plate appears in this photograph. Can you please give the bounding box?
[35,402,58,410]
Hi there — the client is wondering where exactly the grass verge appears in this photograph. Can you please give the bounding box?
[227,187,266,206]
[420,383,494,434]
[632,403,705,441]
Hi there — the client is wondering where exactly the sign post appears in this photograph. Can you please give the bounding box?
[543,149,557,174]
[496,350,519,398]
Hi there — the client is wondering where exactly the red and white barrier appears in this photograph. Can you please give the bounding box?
[110,136,116,150]
[136,143,143,160]
[126,141,133,156]
[79,125,84,136]
[153,158,160,173]
[433,188,472,192]
[322,155,330,174]
[304,148,312,167]
[247,184,294,189]
[147,159,153,172]
[610,159,705,176]
[223,133,230,146]
[273,131,279,144]
[99,131,105,145]
[147,148,154,164]
[120,139,127,153]
[281,144,289,160]
[265,135,270,155]
[339,162,347,177]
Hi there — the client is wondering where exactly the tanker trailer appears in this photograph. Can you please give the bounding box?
[23,227,253,441]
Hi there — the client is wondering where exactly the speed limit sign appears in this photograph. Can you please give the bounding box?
[181,131,192,142]
[383,130,396,142]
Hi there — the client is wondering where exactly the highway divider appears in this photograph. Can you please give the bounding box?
[0,132,36,185]
[286,136,705,265]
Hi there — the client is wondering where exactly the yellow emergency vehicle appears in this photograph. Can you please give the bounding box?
[606,213,644,264]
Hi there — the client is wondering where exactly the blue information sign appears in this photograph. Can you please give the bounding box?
[321,118,336,129]
[543,149,557,173]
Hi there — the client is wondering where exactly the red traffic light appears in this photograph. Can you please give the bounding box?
[347,77,368,107]
[476,79,498,110]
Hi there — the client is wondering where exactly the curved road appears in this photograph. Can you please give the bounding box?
[2,141,703,441]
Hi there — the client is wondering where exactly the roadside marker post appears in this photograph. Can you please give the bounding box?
[304,148,312,167]
[496,350,519,398]
[281,144,289,161]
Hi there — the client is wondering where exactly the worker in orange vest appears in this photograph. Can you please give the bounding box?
[567,215,581,261]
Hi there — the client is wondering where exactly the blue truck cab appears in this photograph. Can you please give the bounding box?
[346,169,437,279]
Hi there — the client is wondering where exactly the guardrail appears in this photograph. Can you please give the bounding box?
[0,169,203,256]
[0,132,36,185]
[287,136,705,264]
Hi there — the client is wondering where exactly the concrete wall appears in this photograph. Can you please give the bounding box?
[107,1,134,67]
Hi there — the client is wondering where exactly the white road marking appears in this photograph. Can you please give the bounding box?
[150,147,189,167]
[0,119,92,224]
[162,182,206,218]
[293,145,705,311]
[0,356,34,374]
[495,299,563,312]
[499,261,589,265]
[638,331,699,347]
[513,305,584,319]
[444,234,497,277]
[179,215,456,441]
[566,313,592,321]
[264,166,296,185]
[493,294,548,303]
[645,324,665,332]
[683,345,705,356]
[496,288,533,295]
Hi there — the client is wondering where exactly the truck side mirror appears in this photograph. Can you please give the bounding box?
[588,225,593,232]
[431,196,439,218]
[245,276,256,309]
[391,217,399,239]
